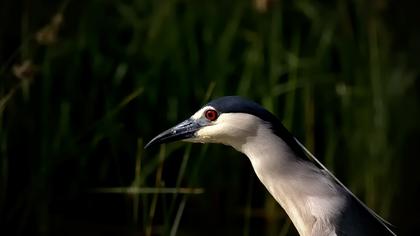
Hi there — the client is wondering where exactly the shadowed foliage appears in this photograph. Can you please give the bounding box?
[0,0,419,235]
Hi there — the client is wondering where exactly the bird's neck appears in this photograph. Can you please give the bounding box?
[234,124,345,236]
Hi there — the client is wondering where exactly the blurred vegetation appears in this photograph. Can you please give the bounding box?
[0,0,419,235]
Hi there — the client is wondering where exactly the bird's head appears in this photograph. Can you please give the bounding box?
[145,96,283,150]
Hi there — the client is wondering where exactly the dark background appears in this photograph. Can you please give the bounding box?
[0,0,419,235]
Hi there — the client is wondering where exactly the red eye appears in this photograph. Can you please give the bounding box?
[204,109,218,121]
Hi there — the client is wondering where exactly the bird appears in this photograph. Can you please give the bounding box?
[145,96,396,236]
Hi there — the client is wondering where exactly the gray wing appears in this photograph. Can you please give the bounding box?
[294,138,396,236]
[336,196,395,236]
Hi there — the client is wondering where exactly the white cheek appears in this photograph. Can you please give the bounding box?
[195,123,225,142]
[194,113,260,145]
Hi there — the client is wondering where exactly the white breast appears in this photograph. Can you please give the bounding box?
[233,118,346,236]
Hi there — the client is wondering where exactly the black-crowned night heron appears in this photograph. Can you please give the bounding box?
[145,96,395,236]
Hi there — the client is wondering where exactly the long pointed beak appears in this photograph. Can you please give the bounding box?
[145,119,202,149]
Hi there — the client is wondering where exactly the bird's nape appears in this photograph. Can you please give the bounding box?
[145,96,396,236]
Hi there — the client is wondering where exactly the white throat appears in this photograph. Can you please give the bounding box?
[234,120,346,236]
[185,107,393,235]
[191,113,346,235]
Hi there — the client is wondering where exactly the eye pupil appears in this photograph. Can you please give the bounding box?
[205,109,218,121]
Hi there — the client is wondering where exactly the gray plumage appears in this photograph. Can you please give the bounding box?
[146,96,396,236]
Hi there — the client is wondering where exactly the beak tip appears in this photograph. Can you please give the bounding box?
[144,139,157,149]
[144,118,200,150]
